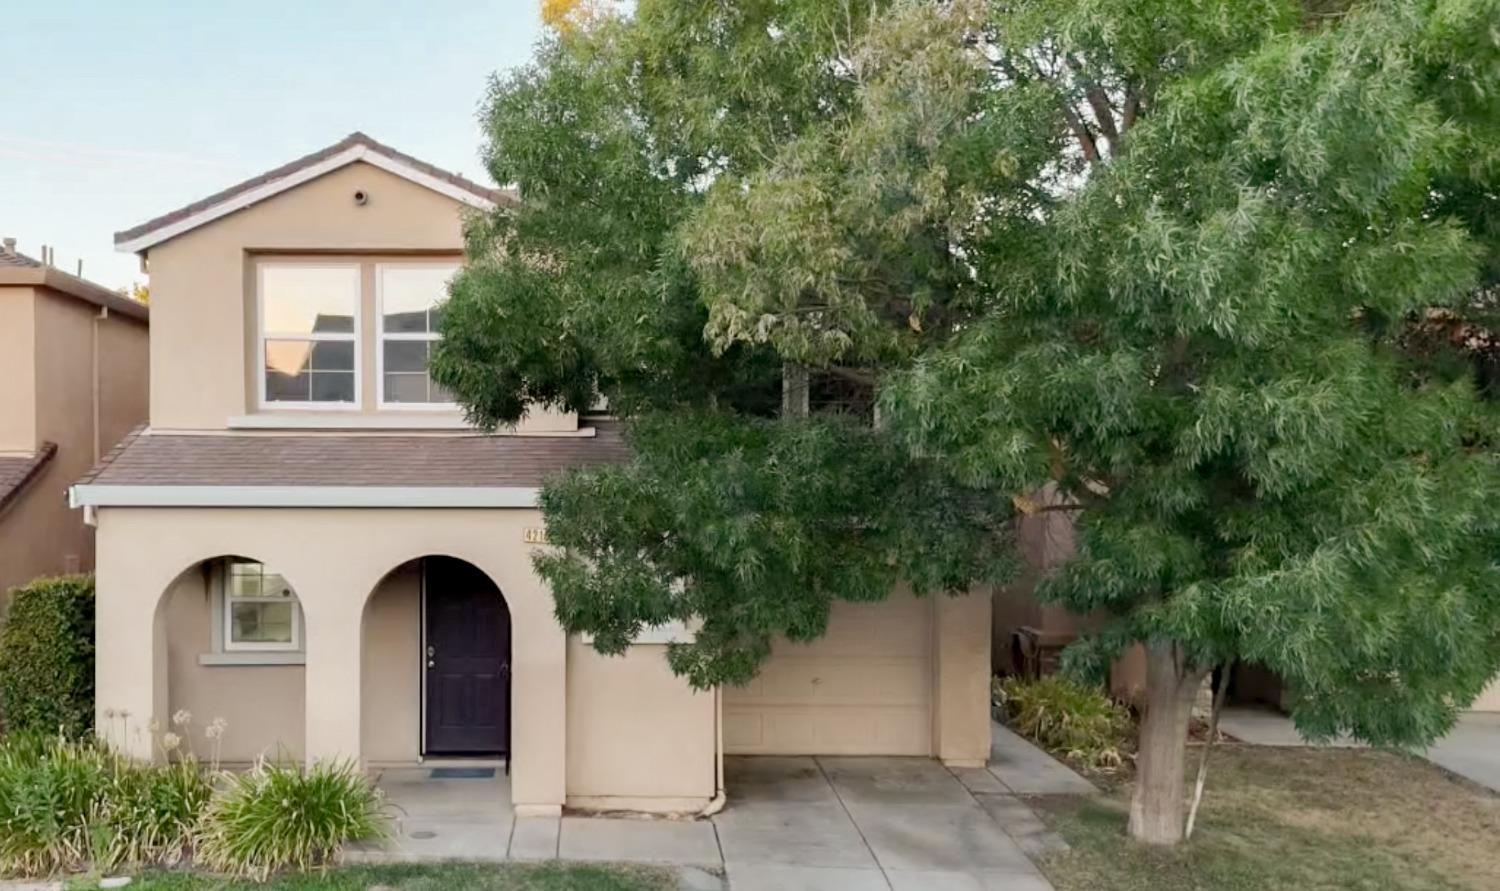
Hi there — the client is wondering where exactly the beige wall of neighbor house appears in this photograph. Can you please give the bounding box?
[723,589,993,766]
[0,289,37,454]
[566,640,717,812]
[0,283,148,600]
[143,162,574,435]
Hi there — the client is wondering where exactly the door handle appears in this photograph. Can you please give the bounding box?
[427,645,436,669]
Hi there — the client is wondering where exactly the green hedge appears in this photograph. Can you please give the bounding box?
[0,575,95,737]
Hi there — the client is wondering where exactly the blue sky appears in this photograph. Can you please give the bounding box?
[0,1,543,289]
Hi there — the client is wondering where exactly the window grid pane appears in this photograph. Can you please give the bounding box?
[224,560,299,649]
[379,265,457,406]
[231,601,295,644]
[260,264,359,406]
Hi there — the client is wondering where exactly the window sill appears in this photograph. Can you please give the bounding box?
[198,652,306,667]
[229,413,472,430]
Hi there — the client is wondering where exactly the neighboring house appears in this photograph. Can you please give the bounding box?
[0,241,148,603]
[70,133,993,817]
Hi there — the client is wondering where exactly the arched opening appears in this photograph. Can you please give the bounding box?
[361,555,512,764]
[158,554,306,763]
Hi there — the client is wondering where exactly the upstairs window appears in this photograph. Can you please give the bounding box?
[377,264,459,407]
[259,264,360,407]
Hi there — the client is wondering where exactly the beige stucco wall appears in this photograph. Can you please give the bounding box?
[162,567,305,762]
[0,286,148,599]
[143,161,573,434]
[96,506,569,814]
[362,562,422,763]
[566,641,716,812]
[96,505,992,808]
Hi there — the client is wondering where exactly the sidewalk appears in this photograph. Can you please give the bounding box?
[1220,705,1500,793]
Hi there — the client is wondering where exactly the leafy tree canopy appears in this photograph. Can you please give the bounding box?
[435,0,1500,842]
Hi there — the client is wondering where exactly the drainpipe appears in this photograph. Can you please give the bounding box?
[92,307,108,463]
[696,685,727,817]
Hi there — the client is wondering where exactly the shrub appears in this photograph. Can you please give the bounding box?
[0,734,111,875]
[0,734,213,876]
[96,757,212,869]
[996,675,1133,772]
[0,575,95,737]
[195,759,387,880]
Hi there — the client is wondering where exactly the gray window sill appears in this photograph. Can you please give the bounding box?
[198,652,306,667]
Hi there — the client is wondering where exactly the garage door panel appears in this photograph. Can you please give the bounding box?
[724,705,931,755]
[738,657,929,705]
[724,593,933,756]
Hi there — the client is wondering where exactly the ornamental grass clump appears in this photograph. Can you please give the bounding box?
[0,732,214,876]
[997,675,1132,772]
[0,734,112,875]
[195,758,387,880]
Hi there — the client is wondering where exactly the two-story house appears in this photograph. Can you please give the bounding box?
[0,242,148,602]
[69,133,993,817]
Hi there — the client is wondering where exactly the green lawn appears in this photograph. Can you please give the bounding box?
[1034,746,1500,891]
[63,863,679,891]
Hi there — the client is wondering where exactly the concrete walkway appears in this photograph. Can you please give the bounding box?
[1221,706,1500,793]
[344,724,1095,889]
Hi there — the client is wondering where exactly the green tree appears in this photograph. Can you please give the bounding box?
[437,0,1500,845]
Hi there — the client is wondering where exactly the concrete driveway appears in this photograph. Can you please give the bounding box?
[349,724,1090,889]
[714,753,1062,890]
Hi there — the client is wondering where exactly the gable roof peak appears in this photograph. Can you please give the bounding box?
[114,132,515,255]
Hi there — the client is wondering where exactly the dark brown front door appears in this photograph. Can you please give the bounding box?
[424,557,510,755]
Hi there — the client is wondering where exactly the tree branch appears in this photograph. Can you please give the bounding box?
[1185,665,1230,839]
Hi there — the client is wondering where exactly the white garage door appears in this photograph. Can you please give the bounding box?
[1473,675,1500,712]
[723,593,933,756]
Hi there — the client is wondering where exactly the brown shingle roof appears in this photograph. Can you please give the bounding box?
[0,442,58,514]
[0,247,41,268]
[76,422,629,489]
[115,132,517,250]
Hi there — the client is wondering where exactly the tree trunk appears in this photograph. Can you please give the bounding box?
[1128,641,1206,846]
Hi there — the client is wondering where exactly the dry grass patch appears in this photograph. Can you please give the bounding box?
[1034,745,1500,891]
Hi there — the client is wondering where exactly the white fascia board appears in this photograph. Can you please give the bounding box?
[116,145,498,254]
[69,484,538,509]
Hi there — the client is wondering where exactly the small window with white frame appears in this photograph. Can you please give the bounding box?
[259,263,360,408]
[377,263,459,407]
[221,559,301,651]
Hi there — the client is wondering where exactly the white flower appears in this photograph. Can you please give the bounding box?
[161,732,181,751]
[171,709,192,727]
[205,717,228,740]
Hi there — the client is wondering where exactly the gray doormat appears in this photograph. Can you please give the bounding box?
[428,767,496,779]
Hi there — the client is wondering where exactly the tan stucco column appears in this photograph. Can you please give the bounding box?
[93,508,170,759]
[933,589,993,767]
[302,595,364,765]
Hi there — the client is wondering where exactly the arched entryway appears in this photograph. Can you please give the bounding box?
[155,554,307,763]
[361,555,512,762]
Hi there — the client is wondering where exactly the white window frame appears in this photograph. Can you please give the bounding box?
[375,261,461,411]
[257,261,363,411]
[217,559,303,653]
